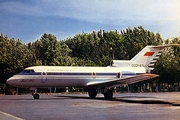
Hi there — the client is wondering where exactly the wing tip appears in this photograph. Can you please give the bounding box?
[143,74,159,77]
[172,44,180,46]
[149,44,180,48]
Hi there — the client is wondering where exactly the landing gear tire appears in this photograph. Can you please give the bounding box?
[88,89,97,99]
[32,93,40,99]
[104,90,113,99]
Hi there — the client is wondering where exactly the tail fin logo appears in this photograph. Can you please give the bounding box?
[144,52,154,56]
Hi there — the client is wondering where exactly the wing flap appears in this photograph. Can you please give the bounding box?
[87,74,159,88]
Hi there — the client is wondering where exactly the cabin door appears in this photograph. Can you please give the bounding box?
[41,72,47,83]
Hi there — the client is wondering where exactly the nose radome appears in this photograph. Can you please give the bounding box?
[6,78,12,85]
[6,77,16,86]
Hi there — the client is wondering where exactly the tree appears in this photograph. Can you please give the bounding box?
[154,37,180,85]
[0,33,32,83]
[29,33,63,65]
[1,26,179,88]
[121,26,163,59]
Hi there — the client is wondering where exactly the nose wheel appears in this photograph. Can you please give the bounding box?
[32,93,40,99]
[30,88,40,99]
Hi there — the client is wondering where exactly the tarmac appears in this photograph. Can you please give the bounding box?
[0,92,180,120]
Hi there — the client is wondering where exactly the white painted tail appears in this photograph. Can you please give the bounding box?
[131,44,179,70]
[109,44,179,69]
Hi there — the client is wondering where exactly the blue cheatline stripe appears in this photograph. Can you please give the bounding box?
[96,73,116,76]
[122,73,136,75]
[46,72,117,76]
[18,72,140,76]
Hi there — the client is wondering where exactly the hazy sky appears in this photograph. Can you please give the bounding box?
[0,0,180,43]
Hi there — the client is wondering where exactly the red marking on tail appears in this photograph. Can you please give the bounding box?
[144,52,154,56]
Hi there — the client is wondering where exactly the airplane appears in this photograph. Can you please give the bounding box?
[6,44,179,99]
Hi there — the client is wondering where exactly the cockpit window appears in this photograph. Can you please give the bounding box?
[20,69,35,74]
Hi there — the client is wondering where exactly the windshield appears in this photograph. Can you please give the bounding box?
[20,69,35,74]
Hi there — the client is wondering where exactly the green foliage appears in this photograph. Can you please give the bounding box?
[0,26,179,86]
[121,26,163,59]
[28,33,69,66]
[0,34,33,83]
[65,26,163,65]
[65,30,124,66]
[154,37,180,84]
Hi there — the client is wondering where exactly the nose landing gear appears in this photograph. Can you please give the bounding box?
[30,88,40,99]
[32,93,40,99]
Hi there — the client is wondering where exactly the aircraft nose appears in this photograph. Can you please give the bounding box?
[6,77,13,85]
[6,77,17,86]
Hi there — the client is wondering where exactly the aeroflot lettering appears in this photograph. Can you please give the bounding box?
[21,79,34,82]
[131,64,145,67]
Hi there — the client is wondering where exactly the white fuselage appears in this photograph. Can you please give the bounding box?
[7,66,146,88]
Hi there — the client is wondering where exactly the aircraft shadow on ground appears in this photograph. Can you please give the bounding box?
[55,95,179,106]
[2,94,180,106]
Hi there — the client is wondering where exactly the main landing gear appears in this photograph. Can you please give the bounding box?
[88,89,97,98]
[88,88,113,99]
[103,89,113,99]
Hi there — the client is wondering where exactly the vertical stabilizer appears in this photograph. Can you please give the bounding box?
[130,44,179,70]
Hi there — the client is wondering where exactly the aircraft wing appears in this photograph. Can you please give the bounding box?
[87,74,159,88]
